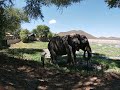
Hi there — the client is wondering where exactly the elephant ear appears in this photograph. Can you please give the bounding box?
[75,34,81,41]
[81,38,88,43]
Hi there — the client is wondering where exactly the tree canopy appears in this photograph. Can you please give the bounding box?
[32,25,50,38]
[0,6,29,48]
[4,7,29,33]
[1,0,120,20]
[0,7,29,38]
[105,0,120,8]
[32,25,54,41]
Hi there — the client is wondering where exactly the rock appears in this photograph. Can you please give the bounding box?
[37,86,48,90]
[89,77,97,81]
[83,81,93,86]
[42,49,50,59]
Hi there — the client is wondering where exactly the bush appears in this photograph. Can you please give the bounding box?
[20,29,29,43]
[21,35,28,43]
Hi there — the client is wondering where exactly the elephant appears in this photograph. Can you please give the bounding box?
[48,34,92,65]
[48,34,81,65]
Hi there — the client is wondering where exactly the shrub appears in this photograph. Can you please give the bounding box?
[21,35,28,43]
[20,29,29,43]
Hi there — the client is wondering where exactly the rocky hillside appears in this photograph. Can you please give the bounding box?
[58,30,97,39]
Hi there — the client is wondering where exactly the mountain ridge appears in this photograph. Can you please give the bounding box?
[57,30,120,40]
[58,30,97,39]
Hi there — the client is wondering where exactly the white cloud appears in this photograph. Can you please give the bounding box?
[49,19,56,24]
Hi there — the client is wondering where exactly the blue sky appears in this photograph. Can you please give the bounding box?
[14,0,120,37]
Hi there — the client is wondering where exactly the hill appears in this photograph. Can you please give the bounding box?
[58,30,97,39]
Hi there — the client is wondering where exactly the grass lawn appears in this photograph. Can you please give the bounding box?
[91,43,120,57]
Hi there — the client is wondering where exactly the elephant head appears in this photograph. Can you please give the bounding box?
[79,35,92,60]
[67,34,81,51]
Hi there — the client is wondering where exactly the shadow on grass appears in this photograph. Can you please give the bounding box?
[2,48,44,61]
[92,52,120,69]
[44,52,120,74]
[43,52,120,89]
[0,53,43,89]
[0,51,120,90]
[7,48,43,54]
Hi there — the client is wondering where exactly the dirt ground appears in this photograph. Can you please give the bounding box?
[0,53,120,90]
[0,39,120,90]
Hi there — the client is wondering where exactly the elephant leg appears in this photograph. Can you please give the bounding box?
[50,50,57,64]
[83,46,92,59]
[66,45,75,65]
[83,46,92,71]
[83,50,86,59]
[86,44,92,59]
[73,50,76,64]
[85,46,92,64]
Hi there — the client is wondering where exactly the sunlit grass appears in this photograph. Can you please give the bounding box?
[91,43,120,57]
[10,41,48,49]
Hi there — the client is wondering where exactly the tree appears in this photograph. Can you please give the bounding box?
[32,29,38,37]
[4,7,29,33]
[14,28,22,39]
[0,0,83,20]
[105,0,120,8]
[0,7,29,48]
[47,32,54,40]
[36,25,50,38]
[31,25,54,41]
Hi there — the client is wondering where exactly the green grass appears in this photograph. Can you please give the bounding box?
[2,41,120,73]
[90,43,120,73]
[2,41,48,61]
[91,43,120,57]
